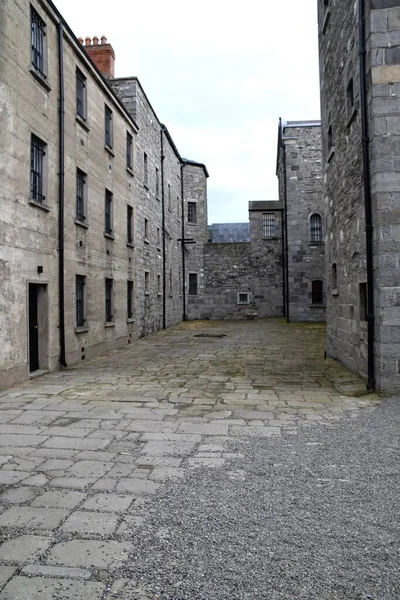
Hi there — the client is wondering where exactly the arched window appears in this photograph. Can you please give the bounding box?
[310,214,322,243]
[312,280,324,305]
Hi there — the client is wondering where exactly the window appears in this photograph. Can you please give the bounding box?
[145,271,150,294]
[76,169,86,222]
[127,280,134,319]
[144,153,148,187]
[177,196,181,220]
[76,69,87,120]
[105,105,113,149]
[30,134,46,204]
[105,189,113,235]
[237,292,250,304]
[127,205,133,244]
[262,213,275,238]
[359,283,367,321]
[157,227,161,248]
[310,213,323,243]
[169,268,173,295]
[347,78,354,113]
[312,280,324,305]
[31,6,46,76]
[332,263,338,290]
[126,132,133,170]
[168,183,171,211]
[328,125,334,151]
[188,202,197,224]
[105,278,113,322]
[157,274,161,295]
[144,218,149,240]
[189,273,198,296]
[76,275,86,328]
[156,167,160,198]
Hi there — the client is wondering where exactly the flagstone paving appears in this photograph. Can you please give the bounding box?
[0,319,380,598]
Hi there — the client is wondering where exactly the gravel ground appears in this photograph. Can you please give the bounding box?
[121,398,400,600]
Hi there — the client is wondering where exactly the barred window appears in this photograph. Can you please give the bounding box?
[105,278,113,322]
[127,280,134,319]
[105,189,113,234]
[76,169,86,222]
[30,134,46,203]
[144,153,149,187]
[76,275,86,328]
[127,205,133,243]
[144,218,149,240]
[156,167,160,197]
[189,273,198,296]
[188,202,197,224]
[312,280,324,305]
[169,268,173,295]
[237,292,250,304]
[168,183,172,211]
[262,213,275,238]
[145,271,150,293]
[76,69,87,120]
[105,105,113,148]
[310,213,322,243]
[31,7,46,75]
[126,132,133,170]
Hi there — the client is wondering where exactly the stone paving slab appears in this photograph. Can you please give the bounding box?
[0,320,380,596]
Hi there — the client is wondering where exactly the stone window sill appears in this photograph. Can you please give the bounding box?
[144,184,149,191]
[309,305,326,309]
[144,238,150,245]
[309,242,324,247]
[346,108,357,130]
[76,115,89,131]
[360,321,368,330]
[105,322,115,328]
[104,232,115,240]
[75,219,89,229]
[156,196,160,202]
[157,246,161,252]
[263,237,279,241]
[145,291,150,296]
[105,145,115,157]
[126,167,134,177]
[332,289,339,296]
[187,222,197,226]
[127,318,135,323]
[30,66,51,91]
[29,199,51,212]
[75,326,89,334]
[327,147,335,164]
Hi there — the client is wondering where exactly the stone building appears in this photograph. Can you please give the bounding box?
[277,120,326,322]
[318,0,400,391]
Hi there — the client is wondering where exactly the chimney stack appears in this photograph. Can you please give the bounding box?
[82,35,115,79]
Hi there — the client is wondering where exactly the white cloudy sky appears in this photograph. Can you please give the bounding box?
[56,0,321,223]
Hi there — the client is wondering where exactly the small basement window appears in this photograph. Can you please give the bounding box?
[237,292,250,304]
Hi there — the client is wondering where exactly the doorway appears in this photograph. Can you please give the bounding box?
[28,283,48,373]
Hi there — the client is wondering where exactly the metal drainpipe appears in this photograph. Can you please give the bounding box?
[180,163,186,321]
[160,128,166,330]
[358,0,375,390]
[58,22,67,367]
[282,131,290,323]
[280,208,286,318]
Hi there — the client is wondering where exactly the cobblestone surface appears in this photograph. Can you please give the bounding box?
[0,320,382,597]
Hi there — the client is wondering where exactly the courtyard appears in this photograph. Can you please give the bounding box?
[0,320,397,599]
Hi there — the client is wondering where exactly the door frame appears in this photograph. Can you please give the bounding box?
[27,281,49,373]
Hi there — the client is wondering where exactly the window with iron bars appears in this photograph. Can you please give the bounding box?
[188,273,198,296]
[127,205,133,244]
[76,69,87,120]
[31,134,46,203]
[76,275,86,327]
[31,7,46,76]
[105,189,113,234]
[262,213,275,238]
[76,169,86,222]
[310,213,323,243]
[188,202,197,224]
[127,280,134,319]
[312,280,324,305]
[105,105,113,148]
[105,278,113,322]
[126,132,133,170]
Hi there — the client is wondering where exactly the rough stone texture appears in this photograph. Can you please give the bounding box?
[318,0,400,391]
[277,122,326,322]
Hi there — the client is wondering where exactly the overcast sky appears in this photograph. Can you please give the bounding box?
[56,0,321,223]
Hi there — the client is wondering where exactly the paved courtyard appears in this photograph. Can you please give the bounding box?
[0,319,388,599]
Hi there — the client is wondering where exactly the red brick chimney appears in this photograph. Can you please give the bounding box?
[83,36,115,79]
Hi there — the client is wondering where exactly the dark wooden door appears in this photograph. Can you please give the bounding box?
[29,284,39,372]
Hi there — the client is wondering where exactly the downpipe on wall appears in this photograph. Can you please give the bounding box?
[180,163,187,321]
[358,0,375,391]
[58,22,67,367]
[160,128,166,330]
[281,126,290,323]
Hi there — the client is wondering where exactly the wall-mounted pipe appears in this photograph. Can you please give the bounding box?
[160,128,166,330]
[58,22,67,367]
[358,0,375,390]
[180,163,186,321]
[281,124,290,323]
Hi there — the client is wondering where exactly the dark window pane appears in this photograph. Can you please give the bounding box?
[127,280,133,318]
[105,106,113,148]
[105,278,113,321]
[126,132,133,169]
[76,170,86,221]
[31,7,46,75]
[312,280,324,305]
[127,205,133,243]
[189,273,198,296]
[310,214,322,243]
[30,134,46,202]
[188,202,197,224]
[262,213,275,237]
[105,190,112,234]
[76,69,86,119]
[76,275,85,327]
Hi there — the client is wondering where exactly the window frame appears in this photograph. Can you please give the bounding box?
[30,134,47,205]
[127,204,133,244]
[76,68,87,121]
[144,271,150,295]
[310,213,323,244]
[105,278,113,323]
[127,280,134,320]
[76,275,86,328]
[144,152,149,188]
[188,272,198,296]
[105,189,113,235]
[144,218,149,241]
[237,292,250,305]
[187,202,197,224]
[76,168,87,223]
[31,6,47,78]
[104,105,113,149]
[168,183,172,211]
[262,212,276,238]
[311,280,324,306]
[155,167,160,198]
[126,131,133,170]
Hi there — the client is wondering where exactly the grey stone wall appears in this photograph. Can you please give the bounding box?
[318,0,400,390]
[278,123,326,322]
